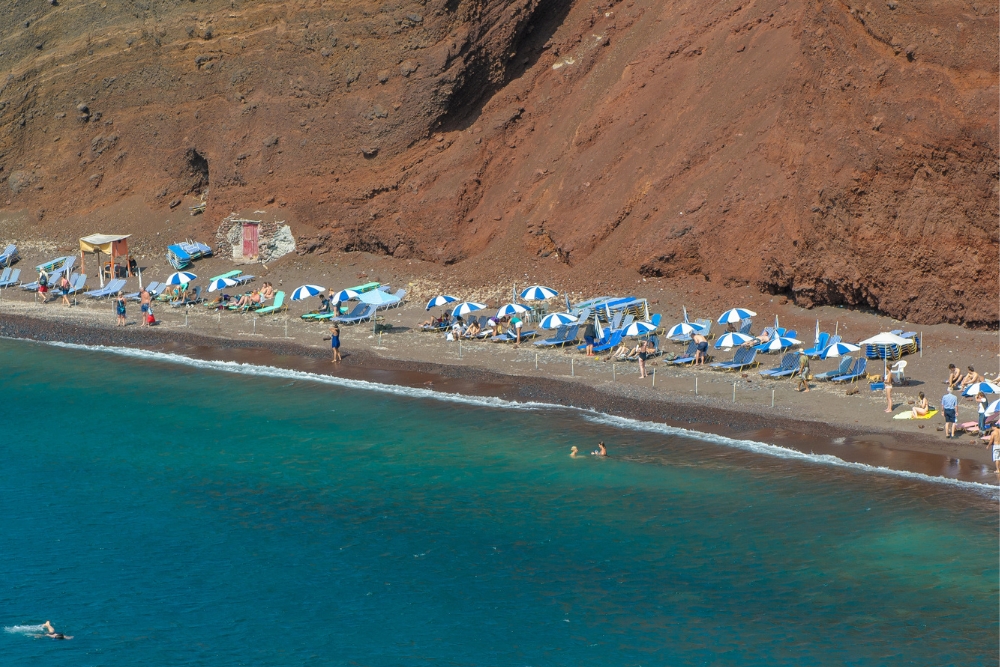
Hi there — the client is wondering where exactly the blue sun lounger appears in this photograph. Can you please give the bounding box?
[668,340,698,365]
[0,268,20,287]
[84,278,126,298]
[813,356,854,381]
[759,352,799,377]
[65,274,88,295]
[829,358,867,383]
[592,330,623,353]
[710,347,758,370]
[802,332,830,357]
[330,303,377,324]
[535,326,569,347]
[0,244,18,267]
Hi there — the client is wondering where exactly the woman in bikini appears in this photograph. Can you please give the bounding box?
[637,340,650,378]
[883,363,894,412]
[911,391,929,418]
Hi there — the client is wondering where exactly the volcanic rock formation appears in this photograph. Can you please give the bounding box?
[0,0,997,325]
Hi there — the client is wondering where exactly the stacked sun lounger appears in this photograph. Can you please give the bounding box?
[167,241,214,269]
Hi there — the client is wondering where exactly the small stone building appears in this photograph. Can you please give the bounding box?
[216,213,296,263]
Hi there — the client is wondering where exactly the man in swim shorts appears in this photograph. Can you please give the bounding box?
[692,333,708,366]
[941,387,958,438]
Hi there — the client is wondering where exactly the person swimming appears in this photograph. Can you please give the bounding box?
[570,446,579,458]
[40,621,71,640]
[591,441,607,457]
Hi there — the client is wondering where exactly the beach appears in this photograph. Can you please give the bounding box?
[1,246,997,484]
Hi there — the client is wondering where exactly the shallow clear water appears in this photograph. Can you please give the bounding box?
[1,338,996,666]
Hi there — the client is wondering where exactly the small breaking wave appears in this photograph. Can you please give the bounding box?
[4,624,45,635]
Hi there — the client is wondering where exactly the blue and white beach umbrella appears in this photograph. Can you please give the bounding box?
[360,289,401,306]
[165,271,197,285]
[622,321,657,337]
[519,285,559,301]
[762,336,802,351]
[714,332,753,349]
[426,294,458,311]
[962,381,1000,397]
[820,342,861,359]
[539,312,577,329]
[452,301,487,318]
[208,277,238,293]
[291,284,326,301]
[718,308,757,324]
[667,322,696,339]
[986,399,1000,416]
[330,289,361,303]
[496,303,530,318]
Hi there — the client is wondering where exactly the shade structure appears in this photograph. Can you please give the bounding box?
[519,285,559,301]
[539,312,577,329]
[962,381,1000,397]
[452,302,487,318]
[667,322,697,339]
[762,336,802,351]
[330,289,361,303]
[496,303,531,318]
[714,332,753,349]
[622,321,656,337]
[858,332,911,347]
[426,294,458,311]
[208,277,239,293]
[718,308,757,324]
[165,271,197,285]
[80,234,132,286]
[986,399,1000,416]
[820,342,861,359]
[291,284,326,301]
[359,289,401,306]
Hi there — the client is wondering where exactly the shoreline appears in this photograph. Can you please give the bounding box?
[2,310,996,489]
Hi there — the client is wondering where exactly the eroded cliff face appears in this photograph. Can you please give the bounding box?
[0,0,997,325]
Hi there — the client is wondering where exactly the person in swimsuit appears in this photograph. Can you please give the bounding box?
[115,291,127,326]
[260,282,275,300]
[329,323,342,362]
[988,427,1000,474]
[591,441,607,457]
[583,320,597,357]
[883,364,893,412]
[58,274,71,306]
[570,446,580,458]
[911,391,929,418]
[637,340,649,378]
[692,333,708,366]
[139,288,152,326]
[947,364,962,389]
[40,621,71,640]
[960,366,981,390]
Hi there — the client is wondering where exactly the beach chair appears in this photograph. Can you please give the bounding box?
[255,291,286,316]
[388,289,406,307]
[608,311,624,331]
[574,308,592,325]
[233,274,256,285]
[650,313,662,329]
[323,302,369,322]
[593,330,624,353]
[125,281,161,301]
[171,285,202,307]
[331,303,377,324]
[738,318,753,335]
[210,270,243,282]
[0,267,9,285]
[84,278,126,298]
[759,353,799,378]
[812,356,853,381]
[535,325,573,347]
[619,314,635,331]
[0,268,20,287]
[668,341,698,365]
[829,358,867,383]
[66,274,88,295]
[0,244,18,267]
[802,332,830,357]
[890,360,907,385]
[711,348,758,370]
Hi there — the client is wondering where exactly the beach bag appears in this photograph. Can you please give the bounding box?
[446,332,454,341]
[146,311,156,325]
[39,275,47,287]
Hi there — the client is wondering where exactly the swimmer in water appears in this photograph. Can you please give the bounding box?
[570,446,579,458]
[40,621,71,640]
[591,441,607,457]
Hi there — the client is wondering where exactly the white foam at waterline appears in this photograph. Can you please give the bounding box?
[5,624,45,635]
[32,340,1000,496]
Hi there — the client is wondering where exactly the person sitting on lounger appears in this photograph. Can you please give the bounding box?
[465,320,481,338]
[317,295,331,314]
[260,283,275,300]
[231,292,253,309]
[960,366,981,390]
[947,364,962,389]
[606,343,630,361]
[451,317,464,339]
[911,392,929,418]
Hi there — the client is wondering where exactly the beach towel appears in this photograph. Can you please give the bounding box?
[892,409,938,421]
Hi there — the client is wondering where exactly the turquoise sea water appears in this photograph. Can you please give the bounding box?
[1,338,996,666]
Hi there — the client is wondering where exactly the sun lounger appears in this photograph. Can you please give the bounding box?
[321,302,369,322]
[493,327,537,342]
[738,318,753,335]
[84,278,126,298]
[0,244,18,267]
[668,341,698,365]
[829,358,867,383]
[125,281,163,300]
[0,268,20,287]
[233,274,255,285]
[170,285,202,307]
[330,303,377,324]
[812,356,853,381]
[166,244,193,269]
[387,288,406,306]
[759,353,799,377]
[535,325,579,347]
[254,291,286,315]
[802,332,830,357]
[649,313,662,329]
[618,314,635,331]
[65,274,88,295]
[593,330,623,353]
[210,270,243,282]
[711,348,758,370]
[0,267,9,285]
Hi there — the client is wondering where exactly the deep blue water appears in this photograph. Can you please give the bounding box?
[1,338,996,666]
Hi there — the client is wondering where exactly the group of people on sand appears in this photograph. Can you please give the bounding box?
[35,269,75,306]
[570,442,608,458]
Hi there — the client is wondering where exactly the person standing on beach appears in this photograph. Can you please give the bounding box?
[37,269,50,303]
[795,351,811,392]
[692,333,708,366]
[941,387,958,438]
[58,274,71,306]
[329,324,342,363]
[139,288,152,326]
[583,319,597,357]
[511,315,523,347]
[975,391,987,433]
[637,340,650,378]
[883,364,893,412]
[115,291,127,326]
[988,427,1000,473]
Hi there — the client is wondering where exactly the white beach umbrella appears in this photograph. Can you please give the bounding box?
[717,308,757,324]
[426,294,458,311]
[622,321,656,337]
[519,285,559,301]
[714,332,754,349]
[539,312,577,329]
[452,302,487,318]
[496,303,530,318]
[165,271,197,285]
[820,342,861,359]
[208,277,239,293]
[360,289,401,306]
[962,381,1000,397]
[986,399,1000,416]
[762,336,802,352]
[330,288,361,303]
[858,332,912,376]
[291,284,326,301]
[667,322,696,339]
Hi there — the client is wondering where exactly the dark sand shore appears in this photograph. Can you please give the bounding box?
[2,310,996,488]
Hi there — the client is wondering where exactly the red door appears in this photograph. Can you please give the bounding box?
[242,223,259,258]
